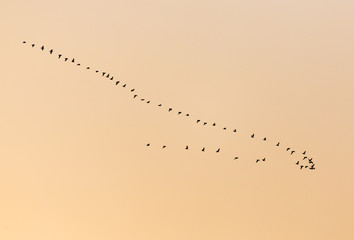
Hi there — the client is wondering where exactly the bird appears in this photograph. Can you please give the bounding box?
[213,123,216,126]
[110,77,114,80]
[309,165,315,170]
[276,142,280,146]
[31,44,35,47]
[106,74,110,78]
[178,112,182,115]
[216,148,220,153]
[158,104,162,107]
[305,166,308,168]
[262,158,266,161]
[77,63,80,66]
[23,41,26,44]
[71,58,75,62]
[203,122,207,126]
[296,161,299,165]
[146,143,150,146]
[162,146,166,149]
[303,156,308,160]
[234,156,238,160]
[102,72,106,76]
[131,89,135,92]
[251,134,255,138]
[223,127,227,130]
[141,99,145,101]
[263,137,267,141]
[146,101,150,103]
[202,147,205,152]
[300,165,304,169]
[233,129,237,132]
[41,46,44,50]
[186,114,190,116]
[309,159,313,164]
[96,70,99,73]
[286,148,290,151]
[133,95,137,98]
[256,159,260,163]
[115,81,120,85]
[64,58,68,62]
[196,120,200,123]
[58,54,62,59]
[86,67,90,69]
[291,151,295,155]
[168,108,172,112]
[303,151,306,155]
[49,49,53,54]
[185,145,189,150]
[122,84,126,87]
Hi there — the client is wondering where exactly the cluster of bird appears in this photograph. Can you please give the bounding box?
[22,41,316,171]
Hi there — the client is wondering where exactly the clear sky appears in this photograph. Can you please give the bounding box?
[1,0,354,239]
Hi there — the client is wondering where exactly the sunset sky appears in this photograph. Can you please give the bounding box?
[1,0,354,239]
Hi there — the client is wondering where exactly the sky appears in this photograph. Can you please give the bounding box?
[1,0,354,239]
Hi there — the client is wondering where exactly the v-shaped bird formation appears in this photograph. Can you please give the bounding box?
[21,41,316,171]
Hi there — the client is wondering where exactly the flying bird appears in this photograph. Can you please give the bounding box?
[286,148,290,151]
[234,157,238,160]
[305,166,308,168]
[58,54,62,59]
[86,67,90,69]
[141,99,145,101]
[168,108,172,112]
[162,146,166,149]
[64,58,68,61]
[213,123,216,126]
[256,159,260,163]
[303,156,308,160]
[300,165,304,169]
[122,84,126,87]
[185,145,189,150]
[251,134,255,138]
[146,101,150,103]
[196,120,200,123]
[41,46,44,50]
[102,72,105,76]
[263,137,267,141]
[291,151,295,155]
[223,127,227,130]
[31,44,35,47]
[158,104,162,106]
[131,89,135,92]
[133,95,137,98]
[49,49,53,54]
[202,147,205,152]
[71,58,75,62]
[23,41,26,43]
[216,148,220,153]
[303,151,306,155]
[262,158,266,161]
[233,129,237,132]
[110,77,114,80]
[203,122,207,126]
[77,63,80,66]
[115,81,120,85]
[178,112,181,115]
[96,70,99,73]
[146,143,150,146]
[106,74,110,78]
[276,142,280,146]
[186,114,190,116]
[296,161,299,165]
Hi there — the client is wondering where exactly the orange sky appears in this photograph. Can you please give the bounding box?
[1,0,354,239]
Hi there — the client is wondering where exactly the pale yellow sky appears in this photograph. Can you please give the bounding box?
[1,0,354,239]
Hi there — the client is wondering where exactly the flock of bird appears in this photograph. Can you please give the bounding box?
[22,41,316,171]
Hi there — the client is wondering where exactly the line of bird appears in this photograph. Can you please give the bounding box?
[22,41,316,171]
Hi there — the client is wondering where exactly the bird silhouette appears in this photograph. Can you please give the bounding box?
[168,108,172,112]
[141,99,145,101]
[41,46,44,50]
[162,146,166,149]
[286,148,290,151]
[178,112,182,115]
[71,58,75,63]
[196,120,200,123]
[110,77,114,80]
[102,72,105,76]
[106,74,110,78]
[291,151,295,155]
[309,159,313,164]
[133,95,137,98]
[213,123,216,126]
[251,134,255,138]
[202,147,205,152]
[58,54,62,59]
[96,70,99,73]
[276,142,280,146]
[64,58,68,61]
[122,84,126,87]
[131,89,135,92]
[300,165,304,169]
[31,44,35,47]
[77,63,80,66]
[23,41,26,43]
[49,49,53,54]
[305,166,308,168]
[186,114,190,116]
[233,129,237,132]
[296,161,299,165]
[256,159,260,163]
[216,148,220,153]
[303,156,308,160]
[303,151,306,155]
[86,67,90,69]
[309,165,315,170]
[223,127,227,130]
[158,104,162,106]
[146,101,150,103]
[146,143,150,146]
[115,81,120,85]
[234,156,238,160]
[185,145,189,150]
[262,158,266,161]
[308,158,313,161]
[203,122,207,126]
[263,137,267,141]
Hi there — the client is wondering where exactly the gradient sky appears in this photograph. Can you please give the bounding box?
[1,0,354,239]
